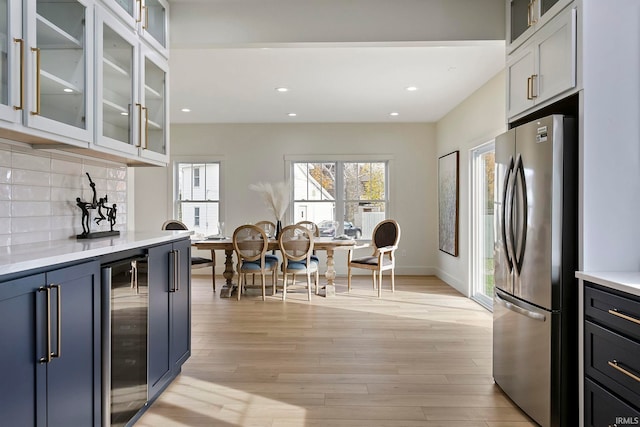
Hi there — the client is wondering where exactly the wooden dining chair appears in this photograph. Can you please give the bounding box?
[296,220,320,263]
[233,224,278,301]
[161,219,217,292]
[347,219,401,298]
[278,225,319,301]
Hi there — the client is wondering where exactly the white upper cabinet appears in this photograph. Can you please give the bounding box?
[139,0,168,58]
[25,0,93,142]
[506,4,576,119]
[507,0,574,52]
[101,0,138,29]
[0,0,23,124]
[95,4,168,164]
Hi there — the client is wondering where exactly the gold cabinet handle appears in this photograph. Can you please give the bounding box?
[142,105,148,149]
[13,38,24,111]
[608,360,640,383]
[526,76,533,100]
[50,284,61,359]
[527,1,532,27]
[136,0,143,23]
[30,47,41,115]
[608,308,640,325]
[143,5,148,30]
[530,74,538,98]
[135,103,143,147]
[530,0,539,25]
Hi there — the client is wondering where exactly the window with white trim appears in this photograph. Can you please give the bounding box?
[176,162,220,235]
[292,161,388,240]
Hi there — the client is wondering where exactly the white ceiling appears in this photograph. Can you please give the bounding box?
[169,42,505,124]
[167,0,506,124]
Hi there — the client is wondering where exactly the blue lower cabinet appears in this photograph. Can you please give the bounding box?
[148,238,191,400]
[0,261,100,427]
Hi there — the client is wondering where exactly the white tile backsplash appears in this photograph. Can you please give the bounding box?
[0,146,127,246]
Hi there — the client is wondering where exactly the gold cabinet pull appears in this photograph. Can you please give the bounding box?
[527,1,533,27]
[526,76,533,100]
[143,5,148,30]
[142,105,148,149]
[135,103,143,147]
[608,360,640,383]
[13,38,24,111]
[136,0,143,23]
[608,308,640,325]
[30,47,41,115]
[530,74,538,98]
[51,284,61,359]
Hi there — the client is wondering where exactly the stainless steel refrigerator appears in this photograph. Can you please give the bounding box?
[493,114,578,427]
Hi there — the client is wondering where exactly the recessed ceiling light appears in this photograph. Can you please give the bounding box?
[287,113,297,117]
[276,87,289,92]
[63,88,73,93]
[181,108,191,112]
[390,112,399,116]
[405,86,418,91]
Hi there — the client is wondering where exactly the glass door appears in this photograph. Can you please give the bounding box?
[0,0,22,123]
[104,0,138,29]
[139,46,167,162]
[140,0,168,57]
[95,6,139,155]
[471,142,495,309]
[26,0,92,142]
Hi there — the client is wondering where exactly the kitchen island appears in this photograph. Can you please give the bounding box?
[0,231,192,427]
[576,272,640,427]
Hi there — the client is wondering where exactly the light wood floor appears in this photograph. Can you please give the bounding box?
[137,275,536,427]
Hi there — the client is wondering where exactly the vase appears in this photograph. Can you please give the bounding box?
[275,220,282,239]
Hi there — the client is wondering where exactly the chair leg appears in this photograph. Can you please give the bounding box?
[347,265,352,292]
[211,265,216,292]
[314,269,319,295]
[237,273,243,301]
[261,272,266,301]
[391,268,395,293]
[378,269,383,298]
[307,272,312,301]
[282,273,287,301]
[372,271,377,290]
[272,269,277,295]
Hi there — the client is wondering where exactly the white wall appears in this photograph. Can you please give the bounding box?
[579,0,640,271]
[435,71,506,296]
[134,122,438,276]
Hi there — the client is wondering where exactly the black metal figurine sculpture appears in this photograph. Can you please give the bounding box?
[76,173,120,239]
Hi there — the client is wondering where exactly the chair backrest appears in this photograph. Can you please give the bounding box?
[372,219,401,249]
[279,225,314,262]
[162,220,188,230]
[255,220,276,238]
[233,224,269,262]
[296,220,319,237]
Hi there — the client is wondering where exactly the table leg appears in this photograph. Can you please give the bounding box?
[324,248,336,297]
[219,249,236,298]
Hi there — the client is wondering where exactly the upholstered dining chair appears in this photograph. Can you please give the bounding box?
[347,219,401,298]
[278,224,319,301]
[255,220,276,238]
[233,224,278,301]
[161,219,217,292]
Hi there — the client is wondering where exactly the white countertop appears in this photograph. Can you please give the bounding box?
[575,271,640,296]
[0,231,192,277]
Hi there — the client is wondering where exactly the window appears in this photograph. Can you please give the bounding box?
[194,207,200,226]
[291,161,388,239]
[193,167,200,188]
[176,162,220,235]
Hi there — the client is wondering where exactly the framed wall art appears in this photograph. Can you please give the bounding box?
[438,150,459,257]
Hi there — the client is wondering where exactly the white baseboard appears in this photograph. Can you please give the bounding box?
[434,268,469,297]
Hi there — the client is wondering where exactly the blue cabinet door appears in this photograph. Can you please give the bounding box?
[0,260,99,427]
[45,261,100,427]
[171,238,191,369]
[0,273,46,427]
[148,242,172,399]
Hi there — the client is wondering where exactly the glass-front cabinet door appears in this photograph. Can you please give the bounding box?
[140,0,168,57]
[0,0,22,124]
[95,6,139,156]
[139,46,167,162]
[103,0,138,29]
[25,0,92,142]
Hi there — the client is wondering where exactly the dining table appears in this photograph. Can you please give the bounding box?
[193,236,365,298]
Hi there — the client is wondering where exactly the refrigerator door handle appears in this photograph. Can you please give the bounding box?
[502,156,515,273]
[495,293,546,322]
[514,155,528,275]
